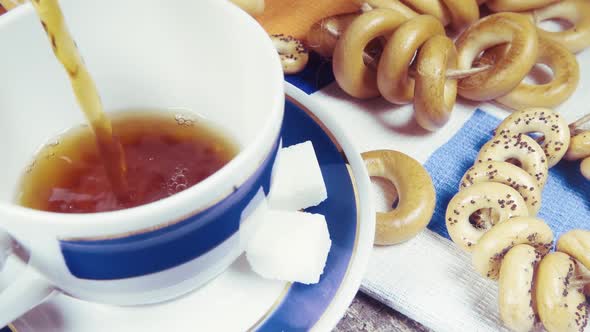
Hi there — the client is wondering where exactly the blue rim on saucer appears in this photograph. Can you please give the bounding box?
[252,97,359,331]
[4,97,360,332]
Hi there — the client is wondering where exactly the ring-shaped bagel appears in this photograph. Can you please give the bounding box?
[495,107,571,168]
[269,34,309,74]
[472,216,553,280]
[581,157,590,180]
[446,182,529,252]
[377,15,445,104]
[333,9,407,98]
[557,230,590,269]
[440,0,480,31]
[532,0,590,53]
[486,0,560,12]
[399,0,451,25]
[414,35,458,131]
[498,244,541,332]
[493,37,580,110]
[460,161,542,215]
[455,12,539,101]
[362,149,436,245]
[367,0,419,19]
[536,252,589,332]
[477,134,549,188]
[307,13,359,58]
[565,131,590,161]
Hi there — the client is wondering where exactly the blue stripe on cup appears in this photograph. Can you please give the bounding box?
[59,138,280,280]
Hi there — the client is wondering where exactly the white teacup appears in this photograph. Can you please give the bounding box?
[0,0,284,325]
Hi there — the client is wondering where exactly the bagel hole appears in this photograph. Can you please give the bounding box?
[505,158,523,168]
[537,18,573,32]
[408,52,418,74]
[370,176,399,212]
[473,51,494,67]
[363,38,384,68]
[523,64,554,85]
[472,43,510,69]
[525,132,546,148]
[469,209,496,230]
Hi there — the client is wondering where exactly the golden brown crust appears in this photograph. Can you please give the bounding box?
[377,15,446,104]
[486,0,559,12]
[332,9,408,98]
[362,150,436,245]
[414,35,458,131]
[531,0,590,53]
[492,38,580,110]
[565,131,590,161]
[456,13,539,101]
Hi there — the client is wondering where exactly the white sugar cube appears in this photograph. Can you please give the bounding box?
[246,210,331,284]
[268,141,327,211]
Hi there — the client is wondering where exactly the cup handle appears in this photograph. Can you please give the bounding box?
[0,232,56,327]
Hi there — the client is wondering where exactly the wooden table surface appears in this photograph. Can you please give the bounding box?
[335,292,430,332]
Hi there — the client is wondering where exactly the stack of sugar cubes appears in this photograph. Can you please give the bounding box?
[244,141,331,284]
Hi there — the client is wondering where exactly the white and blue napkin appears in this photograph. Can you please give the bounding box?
[287,50,590,332]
